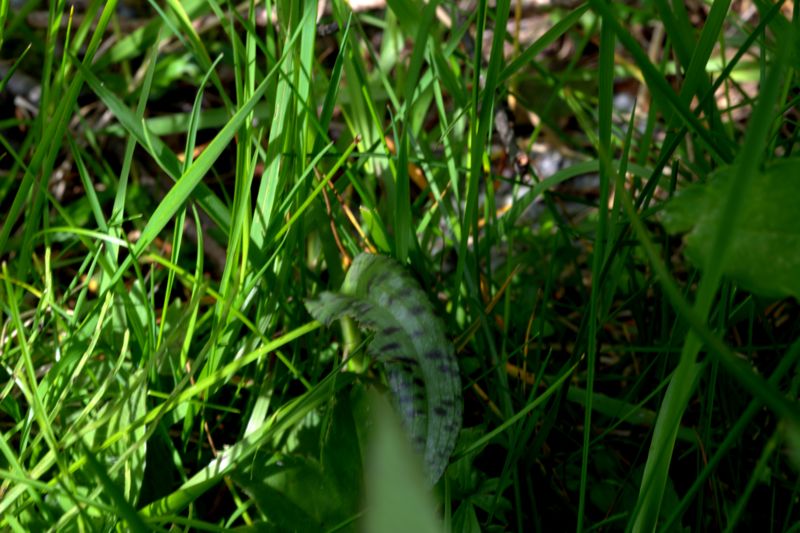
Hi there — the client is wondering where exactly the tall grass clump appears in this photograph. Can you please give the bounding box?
[0,0,797,531]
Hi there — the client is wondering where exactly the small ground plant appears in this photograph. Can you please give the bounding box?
[0,0,798,531]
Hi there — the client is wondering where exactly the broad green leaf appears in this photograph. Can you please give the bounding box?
[140,369,355,518]
[661,158,800,300]
[452,502,482,533]
[231,455,340,532]
[320,386,366,512]
[231,386,366,531]
[305,253,462,484]
[365,392,442,533]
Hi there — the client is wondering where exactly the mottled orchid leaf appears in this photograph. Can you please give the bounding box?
[305,253,462,484]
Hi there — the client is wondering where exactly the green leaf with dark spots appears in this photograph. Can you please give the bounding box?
[305,253,462,484]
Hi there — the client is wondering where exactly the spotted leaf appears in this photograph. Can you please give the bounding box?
[305,253,462,484]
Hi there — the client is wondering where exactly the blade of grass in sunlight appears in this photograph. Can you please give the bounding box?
[73,55,232,233]
[80,443,150,533]
[83,9,309,292]
[139,369,355,518]
[0,0,119,268]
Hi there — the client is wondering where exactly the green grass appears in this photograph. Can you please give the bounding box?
[0,0,798,531]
